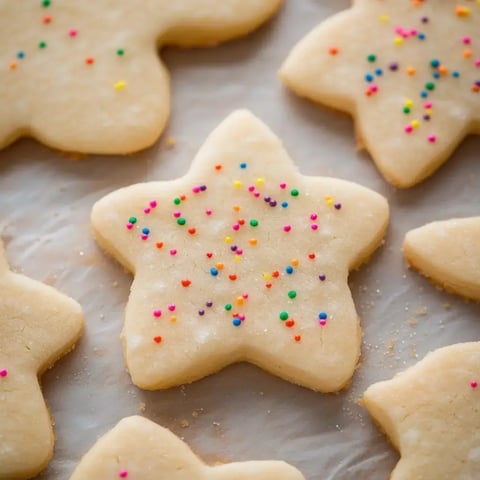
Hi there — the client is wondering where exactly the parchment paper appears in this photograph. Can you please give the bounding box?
[1,2,479,479]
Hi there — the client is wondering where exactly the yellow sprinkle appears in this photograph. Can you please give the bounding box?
[263,273,271,280]
[379,14,389,23]
[425,108,433,115]
[455,5,470,17]
[411,120,420,128]
[224,236,232,243]
[324,195,334,206]
[394,37,404,46]
[404,99,413,107]
[170,316,177,324]
[234,255,241,263]
[233,180,242,188]
[256,178,264,186]
[236,296,244,305]
[291,259,299,267]
[114,80,126,90]
[249,238,258,246]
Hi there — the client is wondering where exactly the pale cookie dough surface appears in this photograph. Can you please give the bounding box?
[404,217,480,301]
[280,0,480,188]
[363,342,480,480]
[0,0,281,154]
[0,240,84,480]
[69,416,305,480]
[91,110,389,392]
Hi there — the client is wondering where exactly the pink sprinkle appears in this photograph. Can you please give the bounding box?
[318,319,327,326]
[428,134,437,143]
[150,200,157,208]
[119,471,128,478]
[239,314,246,321]
[471,380,478,389]
[242,293,249,299]
[248,185,255,192]
[205,209,212,216]
[0,369,8,378]
[141,234,148,240]
[370,84,378,93]
[424,102,433,109]
[232,224,240,231]
[173,211,181,218]
[395,26,404,35]
[311,224,319,231]
[283,225,292,232]
[404,125,413,133]
[475,59,480,67]
[193,186,200,193]
[310,213,318,221]
[126,223,134,230]
[463,36,471,44]
[144,207,151,214]
[236,249,243,255]
[169,249,177,256]
[254,192,260,198]
[409,29,417,36]
[279,183,287,189]
[153,310,162,318]
[168,305,176,312]
[68,28,77,37]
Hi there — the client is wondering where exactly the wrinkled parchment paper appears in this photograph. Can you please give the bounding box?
[1,2,479,479]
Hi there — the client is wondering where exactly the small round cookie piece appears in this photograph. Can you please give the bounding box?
[363,342,480,480]
[404,217,480,301]
[69,416,305,480]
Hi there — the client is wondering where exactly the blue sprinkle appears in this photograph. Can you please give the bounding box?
[281,201,288,208]
[318,312,328,320]
[210,267,219,276]
[452,71,460,78]
[375,68,383,76]
[17,51,25,59]
[365,73,374,82]
[430,59,440,68]
[142,227,150,235]
[420,91,428,98]
[232,317,242,327]
[417,33,426,40]
[239,162,247,169]
[286,265,294,274]
[433,71,440,79]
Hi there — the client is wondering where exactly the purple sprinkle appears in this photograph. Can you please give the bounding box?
[475,80,480,87]
[319,274,326,281]
[198,309,205,316]
[423,114,431,121]
[269,200,277,207]
[421,16,428,23]
[334,203,342,210]
[206,301,213,307]
[200,185,207,191]
[389,62,399,71]
[264,196,271,203]
[230,245,238,252]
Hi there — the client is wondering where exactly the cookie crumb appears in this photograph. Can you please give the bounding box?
[138,402,146,412]
[180,419,189,428]
[165,136,176,149]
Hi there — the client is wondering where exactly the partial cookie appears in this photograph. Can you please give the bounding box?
[0,1,281,154]
[363,342,480,480]
[69,416,305,480]
[280,2,480,188]
[404,217,480,301]
[91,110,389,392]
[0,240,84,479]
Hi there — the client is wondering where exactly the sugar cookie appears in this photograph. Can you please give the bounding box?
[0,240,84,479]
[0,0,281,154]
[363,342,480,480]
[91,110,389,392]
[69,416,305,480]
[280,1,480,188]
[404,216,480,301]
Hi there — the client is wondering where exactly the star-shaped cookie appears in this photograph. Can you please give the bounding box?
[280,1,480,188]
[404,216,480,301]
[0,0,281,154]
[69,416,305,480]
[0,240,84,480]
[92,110,389,392]
[363,342,480,480]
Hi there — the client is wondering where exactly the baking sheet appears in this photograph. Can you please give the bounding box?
[1,1,480,479]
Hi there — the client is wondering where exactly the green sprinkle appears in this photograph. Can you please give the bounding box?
[403,107,411,114]
[288,291,297,299]
[117,49,125,56]
[42,0,51,6]
[290,189,299,197]
[367,54,377,63]
[225,303,232,311]
[177,218,186,226]
[279,311,289,321]
[128,217,137,224]
[425,82,435,91]
[249,219,259,227]
[38,41,47,49]
[173,197,181,205]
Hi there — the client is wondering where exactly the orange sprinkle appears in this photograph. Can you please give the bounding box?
[464,49,472,58]
[235,297,244,305]
[214,164,222,171]
[249,238,257,246]
[455,5,470,17]
[170,316,177,324]
[9,61,17,70]
[406,66,416,75]
[473,85,480,93]
[438,65,448,75]
[291,259,299,267]
[294,335,302,342]
[43,15,52,24]
[85,56,95,65]
[328,46,339,55]
[215,263,224,270]
[180,194,187,201]
[232,204,240,212]
[155,242,164,249]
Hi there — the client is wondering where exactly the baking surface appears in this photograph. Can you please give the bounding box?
[0,1,479,479]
